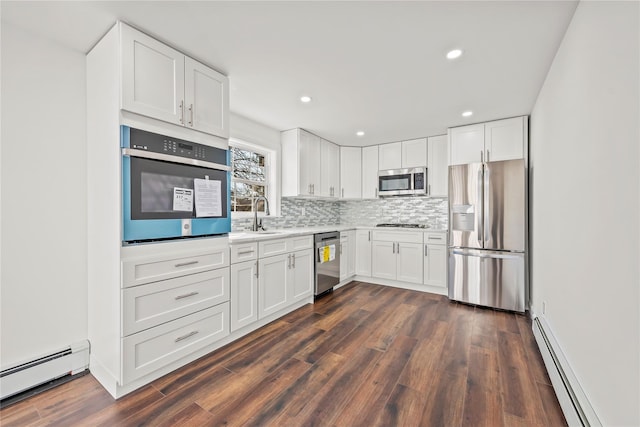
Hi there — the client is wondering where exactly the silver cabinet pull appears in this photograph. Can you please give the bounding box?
[375,188,378,198]
[428,236,442,240]
[292,253,296,268]
[340,244,343,255]
[175,260,198,268]
[392,242,395,254]
[287,254,292,269]
[425,245,428,257]
[175,330,198,343]
[428,184,431,195]
[486,150,490,162]
[238,249,255,255]
[397,243,400,254]
[255,261,259,278]
[179,100,184,124]
[188,104,194,126]
[480,150,484,163]
[174,291,199,300]
[342,188,344,198]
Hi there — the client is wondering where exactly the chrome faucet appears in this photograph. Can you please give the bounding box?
[251,196,270,231]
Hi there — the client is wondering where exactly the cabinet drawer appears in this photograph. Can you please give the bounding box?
[231,242,258,264]
[123,268,230,336]
[122,248,229,288]
[424,232,447,245]
[372,230,423,244]
[259,238,289,258]
[288,235,313,251]
[122,303,229,384]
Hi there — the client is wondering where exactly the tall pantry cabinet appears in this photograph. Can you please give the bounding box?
[87,21,230,399]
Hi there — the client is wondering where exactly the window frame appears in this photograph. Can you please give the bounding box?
[229,139,277,219]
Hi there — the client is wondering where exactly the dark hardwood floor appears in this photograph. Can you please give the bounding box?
[0,281,567,426]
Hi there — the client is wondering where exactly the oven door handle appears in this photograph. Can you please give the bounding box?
[122,148,231,171]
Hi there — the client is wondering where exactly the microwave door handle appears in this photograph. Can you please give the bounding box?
[121,148,231,172]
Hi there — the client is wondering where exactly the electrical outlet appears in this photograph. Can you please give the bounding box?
[301,207,306,216]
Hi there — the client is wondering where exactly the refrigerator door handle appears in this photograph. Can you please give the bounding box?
[477,166,484,246]
[484,165,491,243]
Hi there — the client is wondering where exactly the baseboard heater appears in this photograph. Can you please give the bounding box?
[532,317,601,427]
[0,340,90,406]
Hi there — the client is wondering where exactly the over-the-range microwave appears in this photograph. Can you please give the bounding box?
[378,167,427,197]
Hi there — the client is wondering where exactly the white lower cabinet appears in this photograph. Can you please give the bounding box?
[339,230,356,281]
[289,249,314,302]
[423,231,448,288]
[122,303,229,383]
[371,230,423,284]
[355,229,372,276]
[117,238,231,393]
[256,236,314,319]
[230,260,258,332]
[258,253,290,318]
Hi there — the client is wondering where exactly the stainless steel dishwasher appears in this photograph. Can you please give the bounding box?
[314,231,341,296]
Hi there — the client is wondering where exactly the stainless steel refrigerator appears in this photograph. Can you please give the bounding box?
[448,159,527,312]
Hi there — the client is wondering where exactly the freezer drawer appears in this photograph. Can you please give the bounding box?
[448,248,525,312]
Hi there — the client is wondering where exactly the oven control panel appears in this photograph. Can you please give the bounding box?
[125,127,227,165]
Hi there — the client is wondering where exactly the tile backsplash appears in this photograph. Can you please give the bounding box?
[340,197,448,228]
[232,197,448,231]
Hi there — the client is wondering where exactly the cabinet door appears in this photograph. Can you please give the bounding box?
[427,135,449,197]
[299,130,321,196]
[484,116,525,162]
[424,244,447,288]
[355,230,372,276]
[340,147,362,199]
[184,57,229,138]
[258,254,289,318]
[121,24,185,126]
[449,124,484,165]
[396,242,423,284]
[362,146,379,199]
[320,139,340,198]
[378,142,402,170]
[289,249,314,302]
[346,231,356,277]
[371,241,396,280]
[231,260,258,332]
[339,237,348,280]
[401,138,428,168]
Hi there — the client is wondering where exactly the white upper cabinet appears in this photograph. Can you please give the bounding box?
[184,57,229,138]
[378,142,402,170]
[427,135,449,197]
[340,147,362,199]
[401,138,428,169]
[120,23,229,138]
[362,146,379,199]
[484,117,526,162]
[121,24,185,126]
[449,123,484,165]
[449,116,527,165]
[320,139,340,198]
[283,129,341,198]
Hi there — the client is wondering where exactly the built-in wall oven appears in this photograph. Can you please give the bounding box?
[121,126,231,243]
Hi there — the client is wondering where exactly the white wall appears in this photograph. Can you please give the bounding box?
[530,2,639,425]
[1,23,88,367]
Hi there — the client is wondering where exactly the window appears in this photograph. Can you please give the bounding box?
[230,143,270,214]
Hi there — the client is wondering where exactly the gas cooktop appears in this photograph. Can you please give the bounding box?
[376,223,430,229]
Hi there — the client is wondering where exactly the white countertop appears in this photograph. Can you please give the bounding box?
[229,225,448,243]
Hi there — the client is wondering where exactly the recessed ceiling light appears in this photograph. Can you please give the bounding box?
[356,131,365,137]
[300,95,312,103]
[462,111,473,117]
[446,49,463,60]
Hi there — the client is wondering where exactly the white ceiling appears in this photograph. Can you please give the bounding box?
[2,1,578,146]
